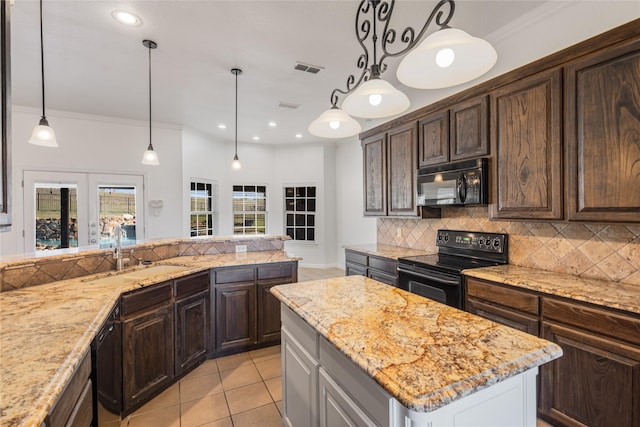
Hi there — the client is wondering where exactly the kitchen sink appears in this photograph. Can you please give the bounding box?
[83,265,192,285]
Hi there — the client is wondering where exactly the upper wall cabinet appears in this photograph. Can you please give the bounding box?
[418,96,489,167]
[490,69,563,220]
[1,0,11,231]
[362,123,418,217]
[566,38,640,222]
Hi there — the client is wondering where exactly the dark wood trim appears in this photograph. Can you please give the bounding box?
[359,18,640,140]
[1,0,12,230]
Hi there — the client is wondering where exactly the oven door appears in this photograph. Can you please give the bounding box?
[397,264,463,309]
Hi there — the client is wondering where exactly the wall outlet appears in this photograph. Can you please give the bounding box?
[396,227,402,238]
[235,245,247,253]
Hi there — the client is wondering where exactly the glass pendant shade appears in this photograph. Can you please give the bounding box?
[308,107,362,138]
[341,78,410,119]
[396,27,497,90]
[28,118,58,147]
[232,154,242,170]
[141,144,159,165]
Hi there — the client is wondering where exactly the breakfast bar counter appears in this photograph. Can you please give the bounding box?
[271,275,562,426]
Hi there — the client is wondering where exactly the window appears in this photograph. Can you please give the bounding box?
[233,185,267,235]
[190,180,218,237]
[284,186,316,241]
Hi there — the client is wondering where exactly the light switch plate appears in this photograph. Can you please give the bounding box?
[235,245,247,253]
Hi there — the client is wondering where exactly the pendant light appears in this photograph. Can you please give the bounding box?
[141,40,159,165]
[28,0,58,147]
[231,68,242,170]
[308,105,361,138]
[341,76,410,119]
[396,27,497,89]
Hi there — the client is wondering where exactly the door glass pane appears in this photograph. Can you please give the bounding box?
[98,186,136,249]
[35,185,78,251]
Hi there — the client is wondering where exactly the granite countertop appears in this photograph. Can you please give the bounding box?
[463,265,640,315]
[271,275,562,413]
[344,244,433,260]
[0,251,299,427]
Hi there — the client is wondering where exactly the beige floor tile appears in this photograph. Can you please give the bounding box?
[132,382,180,415]
[198,418,234,427]
[255,356,282,380]
[275,400,284,417]
[180,392,230,427]
[225,382,274,415]
[180,372,223,402]
[249,345,281,363]
[232,403,282,427]
[216,352,254,371]
[264,376,282,402]
[126,404,180,427]
[98,402,121,424]
[220,364,262,390]
[182,359,219,382]
[537,419,554,427]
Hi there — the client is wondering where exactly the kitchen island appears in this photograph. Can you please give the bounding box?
[271,275,562,427]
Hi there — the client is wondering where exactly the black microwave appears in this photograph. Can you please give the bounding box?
[416,158,488,206]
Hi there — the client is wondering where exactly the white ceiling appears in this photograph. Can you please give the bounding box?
[10,0,547,146]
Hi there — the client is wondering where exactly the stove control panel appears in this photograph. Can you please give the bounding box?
[436,230,507,254]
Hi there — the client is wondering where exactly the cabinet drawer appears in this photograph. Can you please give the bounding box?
[466,278,539,315]
[121,282,172,317]
[345,250,368,266]
[542,298,640,346]
[257,263,293,280]
[282,305,318,358]
[367,269,397,286]
[468,297,539,336]
[65,379,93,427]
[175,271,209,299]
[47,350,92,427]
[214,266,255,284]
[368,256,396,275]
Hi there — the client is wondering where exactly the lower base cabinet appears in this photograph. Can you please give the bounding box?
[345,249,398,286]
[47,350,93,427]
[319,367,376,427]
[215,282,257,352]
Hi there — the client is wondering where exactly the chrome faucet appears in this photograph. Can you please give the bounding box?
[113,223,130,271]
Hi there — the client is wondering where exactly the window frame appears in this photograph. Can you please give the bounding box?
[190,179,218,237]
[232,184,268,236]
[284,185,316,242]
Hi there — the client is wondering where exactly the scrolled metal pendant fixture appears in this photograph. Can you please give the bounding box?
[309,0,497,139]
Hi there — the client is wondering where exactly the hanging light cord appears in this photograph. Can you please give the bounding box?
[234,71,238,156]
[148,45,152,149]
[39,0,46,120]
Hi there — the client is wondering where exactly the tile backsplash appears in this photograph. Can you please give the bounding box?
[378,207,640,285]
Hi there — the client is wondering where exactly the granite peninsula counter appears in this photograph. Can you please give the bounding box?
[0,250,299,427]
[271,275,562,427]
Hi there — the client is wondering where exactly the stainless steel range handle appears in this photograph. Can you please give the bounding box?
[397,267,460,286]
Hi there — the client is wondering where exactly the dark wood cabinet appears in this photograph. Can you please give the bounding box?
[174,273,210,377]
[95,302,122,416]
[344,249,398,286]
[450,95,489,161]
[566,38,640,222]
[539,299,640,427]
[121,282,174,413]
[362,133,387,216]
[213,261,297,356]
[489,69,563,220]
[362,123,418,217]
[418,109,449,166]
[215,281,256,353]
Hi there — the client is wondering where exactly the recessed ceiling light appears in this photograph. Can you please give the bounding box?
[111,10,142,26]
[218,124,226,129]
[252,136,260,141]
[295,134,303,138]
[268,121,277,127]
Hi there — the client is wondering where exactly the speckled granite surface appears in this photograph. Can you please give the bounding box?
[344,244,433,259]
[463,265,640,315]
[271,276,562,413]
[0,251,299,427]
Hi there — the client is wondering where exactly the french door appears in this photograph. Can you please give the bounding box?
[23,171,145,252]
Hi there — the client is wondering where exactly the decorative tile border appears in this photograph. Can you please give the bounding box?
[377,207,640,285]
[0,236,288,292]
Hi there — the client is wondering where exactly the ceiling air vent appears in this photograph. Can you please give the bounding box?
[278,101,301,110]
[294,61,324,74]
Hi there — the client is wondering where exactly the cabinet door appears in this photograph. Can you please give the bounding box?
[490,69,563,220]
[175,290,209,375]
[450,95,489,161]
[282,327,319,427]
[345,262,367,277]
[215,282,256,352]
[419,109,449,166]
[96,318,122,414]
[467,298,538,335]
[566,39,640,222]
[387,122,418,216]
[540,321,640,427]
[362,133,387,216]
[122,305,174,412]
[319,368,377,427]
[257,282,283,344]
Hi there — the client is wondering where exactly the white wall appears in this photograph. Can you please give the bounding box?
[0,107,184,256]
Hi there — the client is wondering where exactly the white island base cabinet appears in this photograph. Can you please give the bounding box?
[281,305,539,427]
